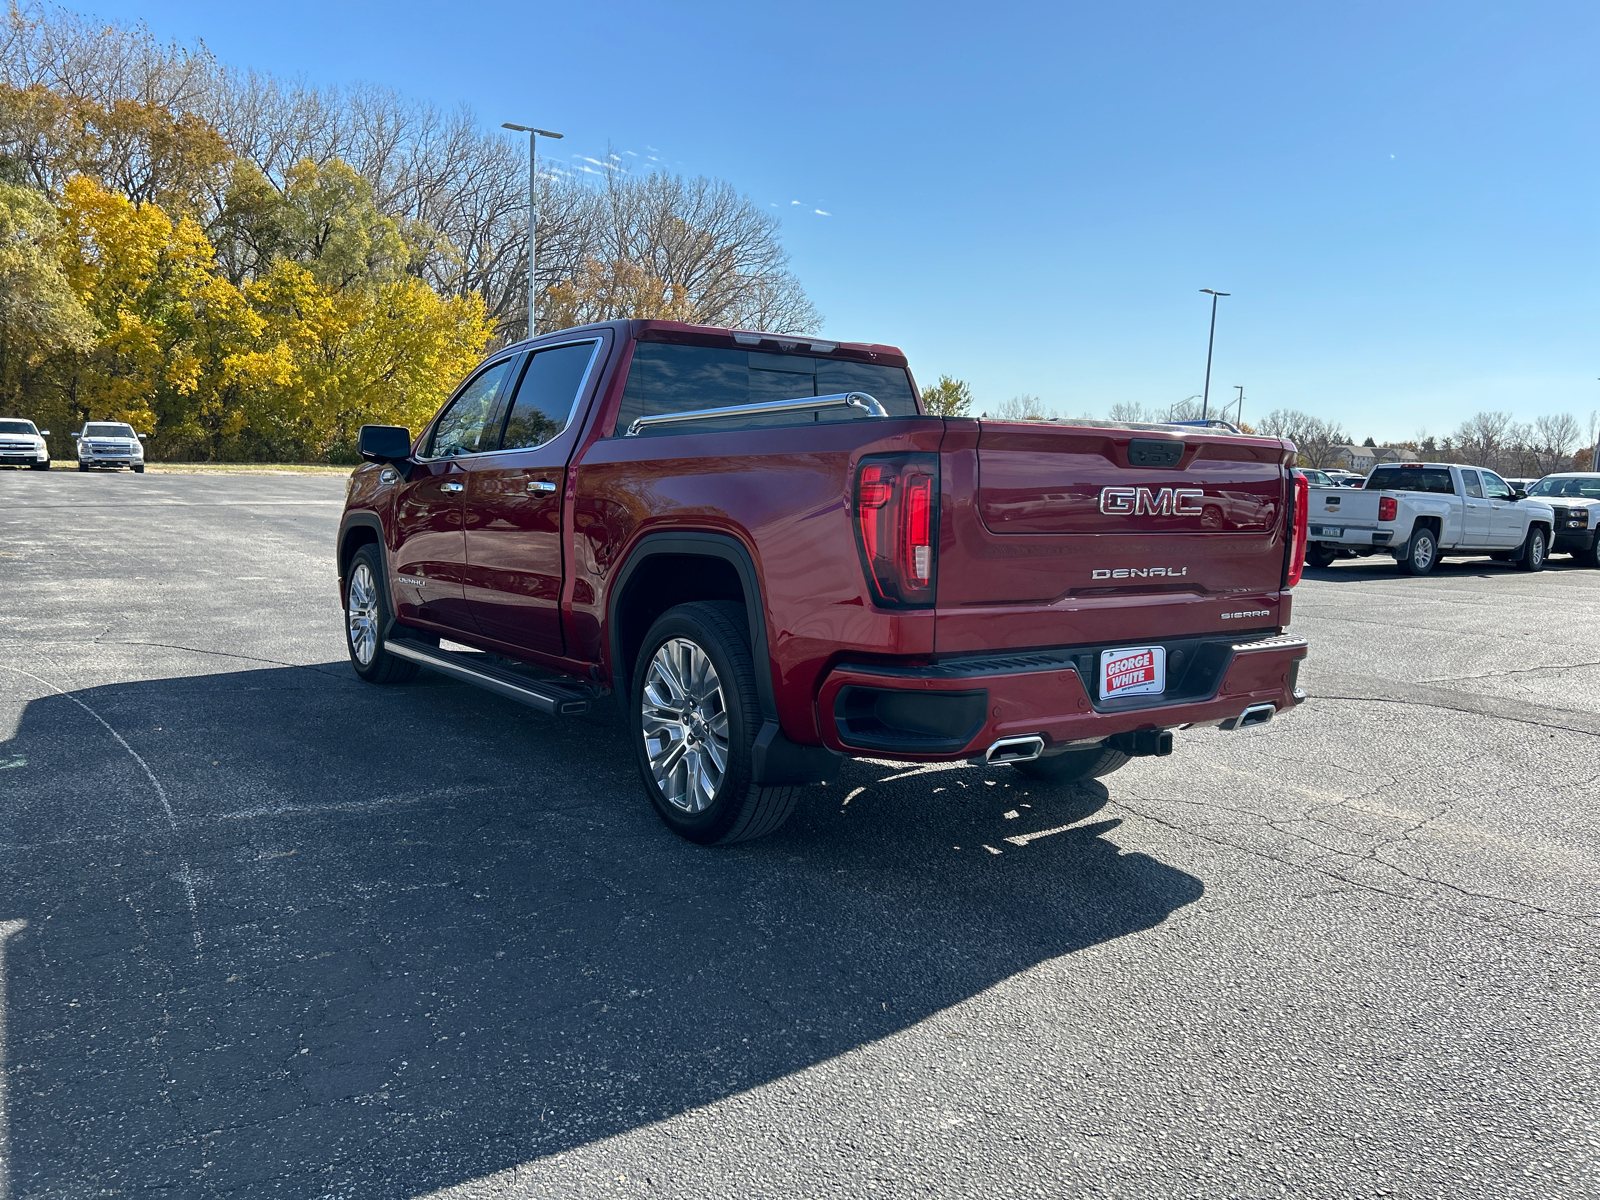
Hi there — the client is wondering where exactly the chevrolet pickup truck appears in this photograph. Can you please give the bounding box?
[1304,462,1556,575]
[337,320,1311,844]
[1524,473,1600,567]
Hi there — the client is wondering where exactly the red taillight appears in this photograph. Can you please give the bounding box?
[854,454,939,607]
[1378,495,1397,522]
[1286,471,1310,588]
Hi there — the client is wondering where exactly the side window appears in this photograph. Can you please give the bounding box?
[1460,470,1483,498]
[428,359,516,457]
[1480,471,1512,500]
[501,342,597,451]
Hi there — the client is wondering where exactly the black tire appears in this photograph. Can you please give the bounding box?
[77,462,88,472]
[343,544,420,684]
[132,464,144,473]
[1517,525,1547,573]
[29,460,49,470]
[1578,534,1600,569]
[1397,526,1439,575]
[631,601,800,845]
[1305,544,1337,569]
[1010,744,1130,784]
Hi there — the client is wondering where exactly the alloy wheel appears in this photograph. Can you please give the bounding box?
[641,637,730,813]
[1413,534,1435,572]
[346,563,379,665]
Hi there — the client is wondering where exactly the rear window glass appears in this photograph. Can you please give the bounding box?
[613,343,919,436]
[1367,466,1455,495]
[0,420,36,435]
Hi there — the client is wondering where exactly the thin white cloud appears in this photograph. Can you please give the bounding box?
[791,200,802,205]
[814,209,830,216]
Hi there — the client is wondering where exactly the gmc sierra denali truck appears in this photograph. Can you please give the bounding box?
[337,320,1311,845]
[1304,462,1555,574]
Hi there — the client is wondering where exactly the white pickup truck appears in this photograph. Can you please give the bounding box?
[1304,462,1556,575]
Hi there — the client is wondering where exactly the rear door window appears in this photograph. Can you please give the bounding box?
[613,342,919,436]
[1460,470,1483,498]
[499,342,598,451]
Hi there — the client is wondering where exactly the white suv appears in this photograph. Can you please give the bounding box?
[0,419,52,469]
[75,422,146,472]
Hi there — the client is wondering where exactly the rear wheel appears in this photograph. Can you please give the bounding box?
[1011,744,1129,784]
[344,545,419,684]
[633,601,800,845]
[1305,544,1337,569]
[1517,525,1547,572]
[1397,527,1439,575]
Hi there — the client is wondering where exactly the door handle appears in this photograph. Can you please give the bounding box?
[442,481,464,493]
[527,480,557,494]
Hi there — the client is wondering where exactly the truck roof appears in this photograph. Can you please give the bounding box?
[497,319,909,368]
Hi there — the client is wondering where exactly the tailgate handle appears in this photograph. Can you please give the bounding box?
[1128,438,1184,468]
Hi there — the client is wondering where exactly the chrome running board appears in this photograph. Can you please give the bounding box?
[385,639,592,716]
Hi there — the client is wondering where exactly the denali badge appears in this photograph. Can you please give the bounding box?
[1100,486,1205,516]
[1092,567,1189,579]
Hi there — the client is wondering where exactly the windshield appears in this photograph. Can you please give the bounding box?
[1527,476,1600,499]
[0,420,37,436]
[1366,466,1456,494]
[84,423,136,438]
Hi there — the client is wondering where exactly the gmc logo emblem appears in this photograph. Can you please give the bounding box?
[1099,486,1205,516]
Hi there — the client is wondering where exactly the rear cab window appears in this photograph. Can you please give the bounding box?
[1367,466,1458,495]
[612,342,920,437]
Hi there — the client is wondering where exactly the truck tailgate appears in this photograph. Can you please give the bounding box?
[1308,485,1380,529]
[936,421,1294,652]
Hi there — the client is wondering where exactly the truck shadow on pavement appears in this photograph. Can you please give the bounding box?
[1304,556,1595,582]
[0,662,1202,1197]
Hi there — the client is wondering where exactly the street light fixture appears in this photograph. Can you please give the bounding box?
[1198,288,1230,422]
[1233,384,1245,428]
[503,122,564,339]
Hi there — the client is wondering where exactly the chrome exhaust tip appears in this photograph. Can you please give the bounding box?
[984,735,1045,764]
[1221,703,1277,731]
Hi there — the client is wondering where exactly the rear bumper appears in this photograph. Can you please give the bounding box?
[816,634,1308,761]
[1309,525,1393,549]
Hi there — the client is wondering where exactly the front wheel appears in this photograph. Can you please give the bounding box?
[344,545,419,683]
[1577,533,1600,569]
[633,601,800,845]
[77,462,88,472]
[1517,525,1547,572]
[29,460,49,471]
[1397,527,1439,575]
[132,464,144,473]
[1305,544,1337,569]
[1011,744,1129,784]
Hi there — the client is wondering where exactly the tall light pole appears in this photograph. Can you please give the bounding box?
[1233,384,1245,428]
[502,122,564,339]
[1198,288,1229,422]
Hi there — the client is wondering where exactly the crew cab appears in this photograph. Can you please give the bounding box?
[1304,462,1555,574]
[337,320,1311,844]
[0,418,51,469]
[1525,473,1600,567]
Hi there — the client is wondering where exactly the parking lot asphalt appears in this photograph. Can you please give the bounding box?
[1,470,1595,1200]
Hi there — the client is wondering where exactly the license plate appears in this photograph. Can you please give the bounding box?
[1315,526,1343,537]
[1100,646,1166,699]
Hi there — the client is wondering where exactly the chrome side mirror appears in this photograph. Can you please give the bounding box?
[39,429,50,437]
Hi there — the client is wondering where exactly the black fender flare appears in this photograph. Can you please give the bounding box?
[336,511,387,589]
[607,531,840,786]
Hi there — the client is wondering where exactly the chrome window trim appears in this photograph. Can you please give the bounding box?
[418,339,603,463]
[624,391,888,437]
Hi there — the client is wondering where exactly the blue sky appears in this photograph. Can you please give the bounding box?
[93,0,1599,442]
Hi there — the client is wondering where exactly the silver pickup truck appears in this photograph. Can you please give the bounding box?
[1304,462,1556,575]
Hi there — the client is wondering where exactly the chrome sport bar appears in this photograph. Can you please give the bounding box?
[625,392,887,436]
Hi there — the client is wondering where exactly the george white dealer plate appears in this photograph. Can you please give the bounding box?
[1100,646,1166,699]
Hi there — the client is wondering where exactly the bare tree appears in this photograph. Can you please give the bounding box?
[1532,412,1581,474]
[1255,408,1350,469]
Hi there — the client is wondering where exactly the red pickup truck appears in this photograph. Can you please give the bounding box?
[338,320,1310,844]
